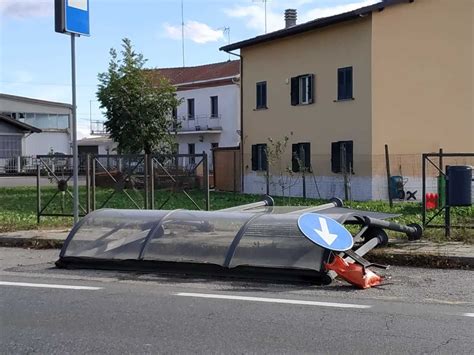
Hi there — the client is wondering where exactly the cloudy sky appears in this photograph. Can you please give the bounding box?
[0,0,378,138]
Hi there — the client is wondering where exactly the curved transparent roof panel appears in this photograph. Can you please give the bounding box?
[142,210,253,266]
[60,207,338,272]
[229,214,326,271]
[61,209,170,260]
[58,197,403,279]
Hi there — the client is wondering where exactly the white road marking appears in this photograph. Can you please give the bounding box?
[176,293,371,309]
[0,281,102,290]
[463,313,474,317]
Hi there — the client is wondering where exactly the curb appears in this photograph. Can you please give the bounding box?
[0,236,472,270]
[368,249,472,270]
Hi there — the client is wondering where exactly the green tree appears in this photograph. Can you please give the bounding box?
[97,38,180,154]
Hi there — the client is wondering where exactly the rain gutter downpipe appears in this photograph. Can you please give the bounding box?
[223,49,244,193]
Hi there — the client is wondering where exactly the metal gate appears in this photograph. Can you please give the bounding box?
[36,152,210,223]
[149,153,209,211]
[89,154,147,211]
[36,154,88,222]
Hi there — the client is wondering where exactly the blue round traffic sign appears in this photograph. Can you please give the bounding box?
[297,213,353,251]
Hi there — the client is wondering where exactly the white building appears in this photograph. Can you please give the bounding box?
[0,114,42,173]
[151,60,240,170]
[78,136,117,156]
[0,93,72,156]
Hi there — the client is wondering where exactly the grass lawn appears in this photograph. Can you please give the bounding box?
[0,186,472,242]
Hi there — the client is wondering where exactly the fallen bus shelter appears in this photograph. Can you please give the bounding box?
[56,197,422,287]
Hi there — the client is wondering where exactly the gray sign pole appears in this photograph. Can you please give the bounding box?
[71,33,79,223]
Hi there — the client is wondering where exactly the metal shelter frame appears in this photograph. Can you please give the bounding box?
[56,196,422,285]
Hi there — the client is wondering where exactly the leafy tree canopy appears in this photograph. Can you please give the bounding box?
[97,38,180,154]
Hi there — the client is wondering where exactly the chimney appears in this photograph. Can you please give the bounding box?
[284,9,297,28]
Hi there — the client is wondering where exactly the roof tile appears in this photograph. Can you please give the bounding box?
[147,60,240,85]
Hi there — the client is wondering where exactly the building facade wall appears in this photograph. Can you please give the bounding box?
[0,121,24,134]
[0,121,25,159]
[176,134,218,169]
[0,95,72,156]
[77,138,119,156]
[24,132,70,155]
[175,83,240,170]
[370,0,474,199]
[241,17,373,199]
[97,143,114,155]
[0,96,72,115]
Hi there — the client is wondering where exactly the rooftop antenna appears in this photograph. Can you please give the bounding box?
[253,0,270,33]
[219,27,231,60]
[181,0,185,67]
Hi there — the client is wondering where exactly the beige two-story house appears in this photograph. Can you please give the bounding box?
[221,0,473,200]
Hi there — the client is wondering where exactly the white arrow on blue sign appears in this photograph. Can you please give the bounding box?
[297,213,354,251]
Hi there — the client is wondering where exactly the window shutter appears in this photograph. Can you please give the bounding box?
[344,140,354,173]
[291,144,299,172]
[256,84,260,108]
[337,69,344,100]
[308,74,315,104]
[303,142,311,169]
[251,144,258,171]
[262,83,267,108]
[262,145,268,171]
[347,68,353,99]
[290,76,299,106]
[256,83,262,108]
[331,142,341,173]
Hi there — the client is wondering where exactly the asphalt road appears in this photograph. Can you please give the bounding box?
[0,248,473,354]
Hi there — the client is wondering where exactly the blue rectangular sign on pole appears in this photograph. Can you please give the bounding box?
[55,0,90,36]
[65,0,90,36]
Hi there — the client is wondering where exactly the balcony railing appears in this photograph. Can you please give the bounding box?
[91,116,223,135]
[174,114,222,133]
[90,120,107,135]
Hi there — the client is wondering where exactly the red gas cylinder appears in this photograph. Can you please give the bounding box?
[425,193,439,210]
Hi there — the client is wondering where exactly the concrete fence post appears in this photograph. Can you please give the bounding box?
[203,151,210,211]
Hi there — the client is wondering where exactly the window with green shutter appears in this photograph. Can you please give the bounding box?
[291,74,314,106]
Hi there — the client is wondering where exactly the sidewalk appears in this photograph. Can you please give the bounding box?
[0,229,68,249]
[0,229,472,269]
[368,239,473,269]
